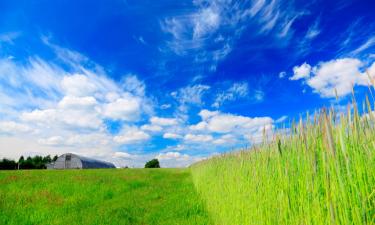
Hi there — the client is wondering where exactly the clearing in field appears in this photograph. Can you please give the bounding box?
[0,169,211,225]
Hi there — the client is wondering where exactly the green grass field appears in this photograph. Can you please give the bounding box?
[0,169,211,225]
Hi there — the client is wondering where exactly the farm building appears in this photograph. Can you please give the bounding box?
[49,153,116,169]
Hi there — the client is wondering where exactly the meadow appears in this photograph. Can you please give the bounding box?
[1,99,374,225]
[0,169,211,225]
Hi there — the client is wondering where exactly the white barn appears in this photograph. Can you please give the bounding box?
[50,153,115,169]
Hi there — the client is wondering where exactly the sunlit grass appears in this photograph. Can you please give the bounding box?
[0,169,212,225]
[191,96,375,224]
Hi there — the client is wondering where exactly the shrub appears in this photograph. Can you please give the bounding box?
[145,159,160,168]
[0,158,17,170]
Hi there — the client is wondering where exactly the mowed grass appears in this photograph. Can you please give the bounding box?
[0,169,212,225]
[191,103,375,224]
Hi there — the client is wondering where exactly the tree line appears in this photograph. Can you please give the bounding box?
[0,155,58,170]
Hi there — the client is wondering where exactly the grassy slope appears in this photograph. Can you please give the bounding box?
[0,169,212,225]
[191,108,375,225]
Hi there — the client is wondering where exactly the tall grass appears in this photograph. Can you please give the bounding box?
[191,95,375,224]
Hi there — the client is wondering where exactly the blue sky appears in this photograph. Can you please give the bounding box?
[0,0,374,167]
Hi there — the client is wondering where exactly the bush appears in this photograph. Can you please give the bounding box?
[0,158,17,170]
[145,159,160,168]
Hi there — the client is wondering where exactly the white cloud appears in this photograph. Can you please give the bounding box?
[307,58,365,97]
[103,96,141,121]
[368,62,375,77]
[212,134,237,145]
[163,133,182,139]
[289,58,375,98]
[290,62,311,80]
[114,151,134,159]
[157,151,189,160]
[185,109,274,146]
[38,136,64,146]
[113,127,150,144]
[193,6,220,39]
[0,121,32,134]
[150,117,178,126]
[140,117,179,133]
[122,75,146,96]
[199,109,219,120]
[61,74,97,97]
[189,121,207,131]
[156,151,202,168]
[58,96,97,109]
[21,107,103,130]
[0,41,155,167]
[141,124,163,132]
[196,109,273,134]
[0,58,64,109]
[184,133,213,142]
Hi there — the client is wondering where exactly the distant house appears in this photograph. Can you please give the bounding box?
[49,153,116,169]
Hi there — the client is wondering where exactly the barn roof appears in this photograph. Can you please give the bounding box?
[75,154,116,168]
[64,153,116,168]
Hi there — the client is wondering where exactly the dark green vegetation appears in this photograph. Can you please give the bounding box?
[0,155,58,170]
[144,158,160,168]
[0,158,17,170]
[0,169,211,225]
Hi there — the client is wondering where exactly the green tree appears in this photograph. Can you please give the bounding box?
[145,159,160,168]
[0,158,17,170]
[18,156,25,169]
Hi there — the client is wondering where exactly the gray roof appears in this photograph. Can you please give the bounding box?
[77,154,116,168]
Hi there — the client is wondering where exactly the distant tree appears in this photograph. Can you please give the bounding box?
[2,155,59,170]
[145,159,160,168]
[52,155,58,162]
[22,156,34,169]
[19,156,25,163]
[0,158,17,170]
[43,155,52,164]
[18,156,25,169]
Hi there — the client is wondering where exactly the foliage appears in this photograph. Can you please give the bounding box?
[0,155,58,170]
[0,159,17,170]
[191,98,375,224]
[145,158,160,168]
[18,155,58,170]
[0,169,212,225]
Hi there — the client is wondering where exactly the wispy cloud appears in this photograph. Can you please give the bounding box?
[171,84,210,111]
[161,0,305,71]
[305,18,321,40]
[0,31,21,45]
[350,35,375,56]
[212,82,248,108]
